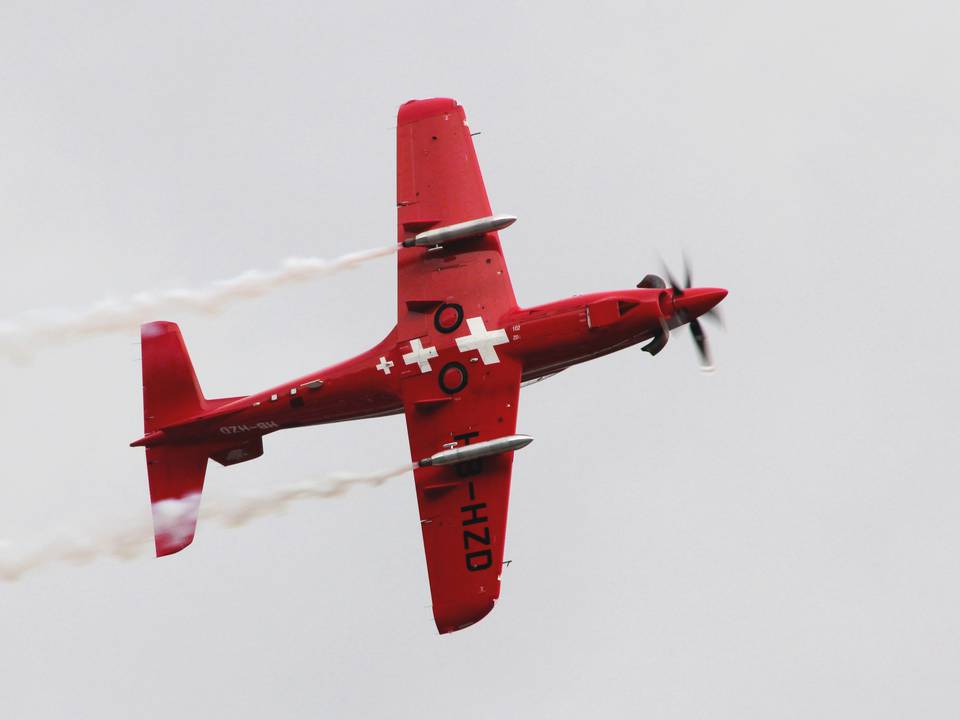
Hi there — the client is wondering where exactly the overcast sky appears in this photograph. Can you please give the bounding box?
[1,2,959,718]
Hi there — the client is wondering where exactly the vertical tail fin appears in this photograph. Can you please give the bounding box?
[141,321,206,432]
[147,445,208,556]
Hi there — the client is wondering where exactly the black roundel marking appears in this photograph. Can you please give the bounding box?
[433,303,464,334]
[438,362,468,395]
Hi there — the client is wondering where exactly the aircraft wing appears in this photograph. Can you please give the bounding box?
[395,98,522,633]
[401,355,522,634]
[395,97,518,323]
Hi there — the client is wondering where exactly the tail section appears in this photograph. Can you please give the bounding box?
[139,322,210,555]
[137,321,262,556]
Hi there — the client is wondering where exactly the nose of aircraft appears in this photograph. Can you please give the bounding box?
[672,287,728,319]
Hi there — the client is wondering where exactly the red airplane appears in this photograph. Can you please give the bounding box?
[131,98,727,634]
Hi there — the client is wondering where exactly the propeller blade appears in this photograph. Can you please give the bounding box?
[661,261,684,297]
[689,318,714,371]
[703,306,724,327]
[682,253,692,289]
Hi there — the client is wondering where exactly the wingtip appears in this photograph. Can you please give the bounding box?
[434,597,496,635]
[397,98,460,126]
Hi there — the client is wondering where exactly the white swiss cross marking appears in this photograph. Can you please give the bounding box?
[402,338,439,373]
[375,356,394,375]
[455,316,509,365]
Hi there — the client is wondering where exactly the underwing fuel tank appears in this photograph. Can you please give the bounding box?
[418,434,533,467]
[402,214,516,248]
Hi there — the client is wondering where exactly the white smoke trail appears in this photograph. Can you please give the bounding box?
[0,244,397,362]
[204,463,413,527]
[0,463,412,582]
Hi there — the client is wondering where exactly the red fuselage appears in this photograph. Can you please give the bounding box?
[132,285,726,450]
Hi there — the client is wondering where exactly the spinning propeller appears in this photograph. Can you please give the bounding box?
[637,257,726,372]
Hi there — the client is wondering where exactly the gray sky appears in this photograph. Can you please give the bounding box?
[2,1,959,717]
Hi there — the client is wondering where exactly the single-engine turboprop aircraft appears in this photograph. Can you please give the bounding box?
[131,98,727,634]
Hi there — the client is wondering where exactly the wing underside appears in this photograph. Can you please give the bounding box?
[403,356,521,633]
